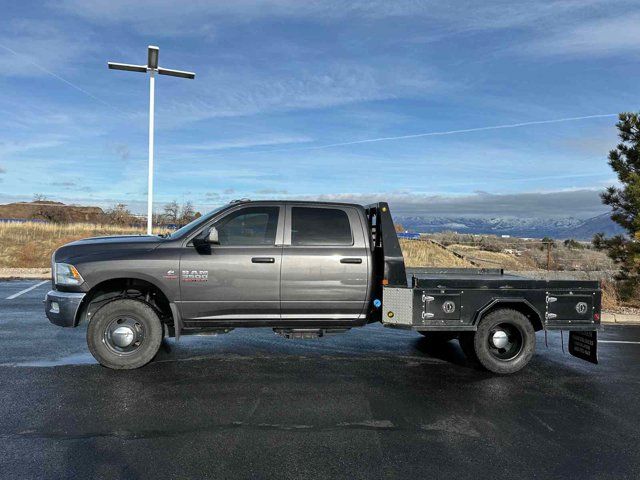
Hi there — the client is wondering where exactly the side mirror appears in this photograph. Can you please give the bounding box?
[193,226,220,248]
[208,226,220,244]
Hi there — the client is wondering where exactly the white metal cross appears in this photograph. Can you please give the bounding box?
[108,46,195,235]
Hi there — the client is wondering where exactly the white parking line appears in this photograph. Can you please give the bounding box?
[5,280,49,300]
[599,340,640,345]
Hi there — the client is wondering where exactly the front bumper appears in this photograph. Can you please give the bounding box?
[44,290,86,327]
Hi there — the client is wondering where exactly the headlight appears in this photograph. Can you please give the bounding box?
[55,263,84,286]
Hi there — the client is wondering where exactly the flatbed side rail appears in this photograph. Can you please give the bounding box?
[409,267,504,276]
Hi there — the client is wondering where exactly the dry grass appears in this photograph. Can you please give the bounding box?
[400,239,472,268]
[2,226,471,270]
[448,244,538,270]
[3,224,477,270]
[0,222,150,268]
[401,239,538,270]
[0,220,616,266]
[429,232,614,271]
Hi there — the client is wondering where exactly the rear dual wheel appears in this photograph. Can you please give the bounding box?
[459,309,536,374]
[87,299,163,369]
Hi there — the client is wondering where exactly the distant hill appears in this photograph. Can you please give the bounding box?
[562,213,626,239]
[0,201,104,223]
[396,212,625,240]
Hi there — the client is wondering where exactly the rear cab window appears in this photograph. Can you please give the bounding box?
[291,207,353,246]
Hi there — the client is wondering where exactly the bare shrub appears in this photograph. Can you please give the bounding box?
[601,279,620,311]
[103,204,136,226]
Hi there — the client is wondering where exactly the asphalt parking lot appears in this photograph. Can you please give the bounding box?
[1,279,640,480]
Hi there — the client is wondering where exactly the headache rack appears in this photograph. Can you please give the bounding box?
[365,202,408,289]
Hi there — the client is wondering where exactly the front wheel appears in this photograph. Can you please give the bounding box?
[87,299,163,369]
[472,309,536,374]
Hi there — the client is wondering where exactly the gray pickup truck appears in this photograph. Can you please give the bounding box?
[45,200,601,373]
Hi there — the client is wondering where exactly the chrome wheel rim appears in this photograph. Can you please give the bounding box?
[487,323,523,361]
[103,316,145,355]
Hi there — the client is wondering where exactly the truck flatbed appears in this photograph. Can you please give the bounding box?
[383,266,599,333]
[365,203,600,371]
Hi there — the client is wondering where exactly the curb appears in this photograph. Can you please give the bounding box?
[0,268,51,280]
[601,312,640,325]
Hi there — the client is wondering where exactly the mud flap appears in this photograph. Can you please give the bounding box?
[568,330,598,365]
[169,303,182,341]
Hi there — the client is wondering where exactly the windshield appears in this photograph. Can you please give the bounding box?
[165,204,229,239]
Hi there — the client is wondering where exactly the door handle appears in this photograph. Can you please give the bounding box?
[252,257,275,264]
[340,257,362,264]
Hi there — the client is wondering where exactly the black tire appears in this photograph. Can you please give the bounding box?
[87,299,163,370]
[473,309,536,374]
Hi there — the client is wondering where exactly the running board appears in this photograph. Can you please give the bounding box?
[273,328,351,339]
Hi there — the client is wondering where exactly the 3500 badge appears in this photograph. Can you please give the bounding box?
[181,270,209,282]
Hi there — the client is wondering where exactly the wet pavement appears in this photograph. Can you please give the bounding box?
[1,280,640,479]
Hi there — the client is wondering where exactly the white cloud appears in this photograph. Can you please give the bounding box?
[255,188,288,195]
[54,0,329,35]
[54,0,620,35]
[54,0,404,27]
[424,0,612,31]
[38,1,640,72]
[0,138,66,157]
[523,13,640,57]
[303,189,609,218]
[157,61,441,123]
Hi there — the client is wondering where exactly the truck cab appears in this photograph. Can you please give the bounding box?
[177,200,373,328]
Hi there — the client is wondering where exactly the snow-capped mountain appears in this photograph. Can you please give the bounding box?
[396,213,625,240]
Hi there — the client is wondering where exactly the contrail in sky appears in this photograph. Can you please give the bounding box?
[0,43,131,116]
[258,113,618,153]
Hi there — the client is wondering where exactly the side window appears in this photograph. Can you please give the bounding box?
[215,206,279,246]
[291,207,353,246]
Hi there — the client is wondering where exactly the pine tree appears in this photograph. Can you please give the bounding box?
[596,112,640,298]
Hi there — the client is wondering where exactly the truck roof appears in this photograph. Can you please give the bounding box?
[229,199,365,209]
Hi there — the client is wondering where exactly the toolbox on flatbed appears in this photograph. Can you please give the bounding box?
[382,268,601,332]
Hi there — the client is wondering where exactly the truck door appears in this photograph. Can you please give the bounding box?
[280,205,369,322]
[179,204,283,322]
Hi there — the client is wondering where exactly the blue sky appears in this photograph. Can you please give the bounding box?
[0,0,638,218]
